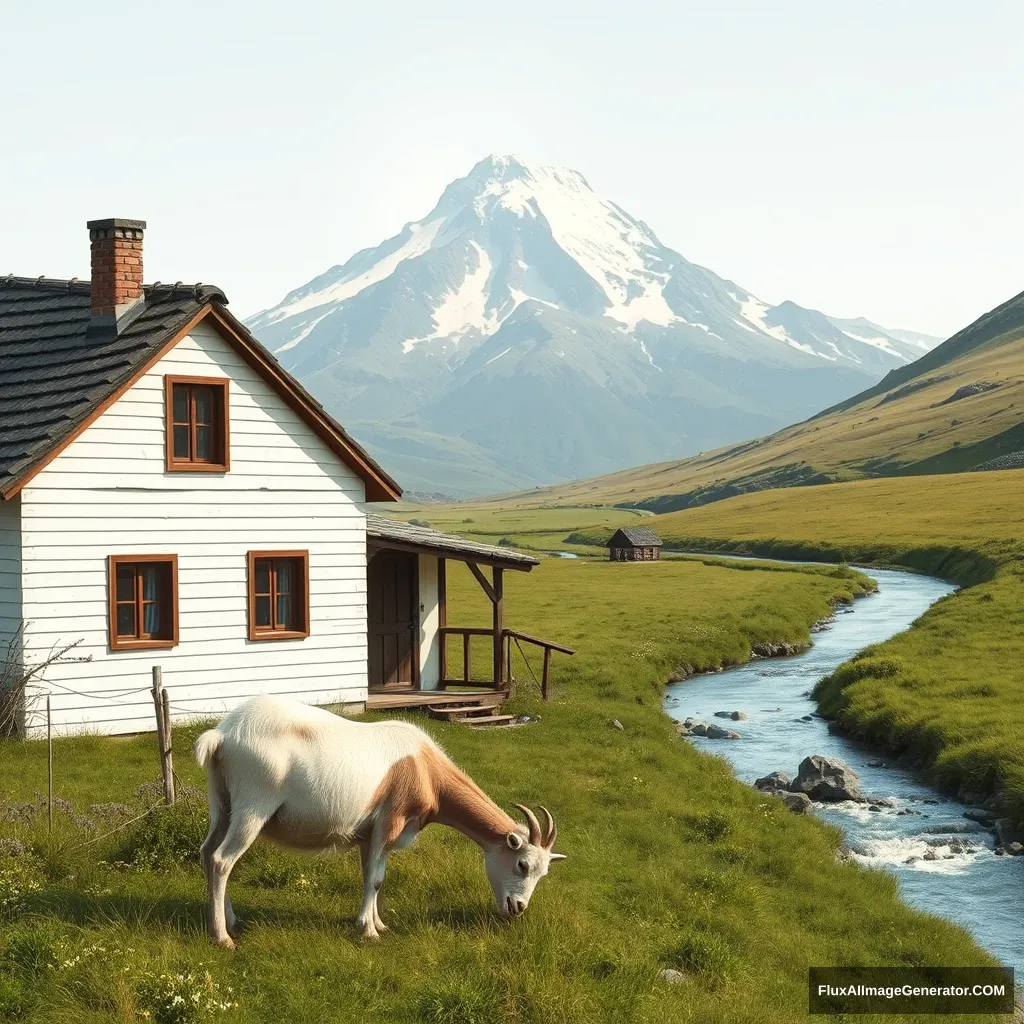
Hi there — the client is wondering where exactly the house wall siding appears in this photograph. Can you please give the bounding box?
[417,554,439,690]
[18,320,368,736]
[0,496,22,685]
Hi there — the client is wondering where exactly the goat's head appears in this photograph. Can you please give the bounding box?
[484,804,566,918]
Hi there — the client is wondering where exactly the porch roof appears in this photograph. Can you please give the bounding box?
[366,514,540,571]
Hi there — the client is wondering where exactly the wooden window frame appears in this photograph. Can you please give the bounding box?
[164,375,231,472]
[247,550,310,641]
[107,554,179,651]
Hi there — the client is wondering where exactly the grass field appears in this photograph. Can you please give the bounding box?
[570,470,1024,821]
[0,557,1005,1023]
[380,504,651,554]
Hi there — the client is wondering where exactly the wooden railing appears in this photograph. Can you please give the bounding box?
[438,626,574,700]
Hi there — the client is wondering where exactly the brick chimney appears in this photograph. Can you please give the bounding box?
[87,218,147,323]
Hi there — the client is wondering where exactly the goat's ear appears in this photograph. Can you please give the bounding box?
[506,831,524,851]
[549,851,567,862]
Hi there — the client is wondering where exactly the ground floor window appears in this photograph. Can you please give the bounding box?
[247,551,310,640]
[107,555,178,650]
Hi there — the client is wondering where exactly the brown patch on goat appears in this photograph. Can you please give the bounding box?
[287,722,318,742]
[371,744,519,848]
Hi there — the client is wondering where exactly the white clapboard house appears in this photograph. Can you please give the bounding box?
[0,218,563,737]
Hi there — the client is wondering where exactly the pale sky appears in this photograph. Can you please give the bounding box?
[2,1,1022,337]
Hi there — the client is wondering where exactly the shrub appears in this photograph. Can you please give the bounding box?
[115,805,208,870]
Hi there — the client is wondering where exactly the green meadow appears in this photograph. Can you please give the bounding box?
[570,470,1024,820]
[0,557,1005,1022]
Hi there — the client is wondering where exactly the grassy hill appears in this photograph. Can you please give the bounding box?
[462,288,1024,513]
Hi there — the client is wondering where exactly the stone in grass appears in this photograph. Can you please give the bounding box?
[610,719,624,731]
[780,792,812,814]
[658,968,689,985]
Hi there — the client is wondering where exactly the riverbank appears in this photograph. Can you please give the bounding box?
[575,471,1024,826]
[667,564,1024,983]
[0,557,1005,1022]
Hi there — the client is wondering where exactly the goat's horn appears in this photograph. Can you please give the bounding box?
[538,805,556,848]
[514,803,542,845]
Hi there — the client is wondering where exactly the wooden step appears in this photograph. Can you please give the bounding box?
[367,689,502,711]
[466,714,519,729]
[428,703,499,721]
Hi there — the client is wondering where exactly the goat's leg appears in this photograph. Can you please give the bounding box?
[201,793,231,941]
[357,829,389,940]
[208,807,273,949]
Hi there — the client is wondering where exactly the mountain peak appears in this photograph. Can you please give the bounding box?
[465,153,593,194]
[244,156,938,496]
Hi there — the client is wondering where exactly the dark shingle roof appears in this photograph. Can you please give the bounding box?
[366,514,540,570]
[610,526,663,547]
[0,275,401,501]
[0,276,225,492]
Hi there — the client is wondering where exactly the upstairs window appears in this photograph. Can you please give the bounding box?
[165,376,230,471]
[108,555,178,650]
[248,551,309,640]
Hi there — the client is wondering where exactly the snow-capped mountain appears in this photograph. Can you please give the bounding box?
[246,155,942,496]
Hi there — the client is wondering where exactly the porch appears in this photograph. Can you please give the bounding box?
[364,515,574,712]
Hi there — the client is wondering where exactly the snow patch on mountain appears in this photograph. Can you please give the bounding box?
[733,293,819,357]
[268,218,445,328]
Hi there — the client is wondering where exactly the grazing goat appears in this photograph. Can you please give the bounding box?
[194,695,566,947]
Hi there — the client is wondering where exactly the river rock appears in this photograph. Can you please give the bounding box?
[704,724,741,740]
[995,818,1024,849]
[1008,842,1024,857]
[793,755,864,802]
[714,711,749,720]
[751,640,804,657]
[780,792,812,814]
[866,759,886,768]
[963,808,996,826]
[754,771,793,793]
[922,849,939,861]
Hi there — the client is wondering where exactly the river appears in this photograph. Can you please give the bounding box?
[664,562,1023,978]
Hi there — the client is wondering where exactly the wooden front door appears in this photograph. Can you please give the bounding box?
[368,550,419,689]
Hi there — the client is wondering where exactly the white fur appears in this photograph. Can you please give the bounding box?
[194,695,565,946]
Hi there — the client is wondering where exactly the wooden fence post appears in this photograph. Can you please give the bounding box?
[46,694,52,834]
[151,666,175,805]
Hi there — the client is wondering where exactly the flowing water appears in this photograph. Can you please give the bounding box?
[665,563,1023,976]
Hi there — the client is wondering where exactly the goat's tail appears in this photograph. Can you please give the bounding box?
[194,729,223,771]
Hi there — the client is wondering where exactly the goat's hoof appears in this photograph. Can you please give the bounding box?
[215,936,236,951]
[358,927,380,941]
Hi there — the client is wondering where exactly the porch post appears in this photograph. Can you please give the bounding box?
[438,558,447,684]
[492,566,504,688]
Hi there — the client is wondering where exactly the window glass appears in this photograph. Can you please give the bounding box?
[172,386,188,423]
[111,560,174,645]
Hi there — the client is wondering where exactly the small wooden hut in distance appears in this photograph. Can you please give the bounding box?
[607,526,663,562]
